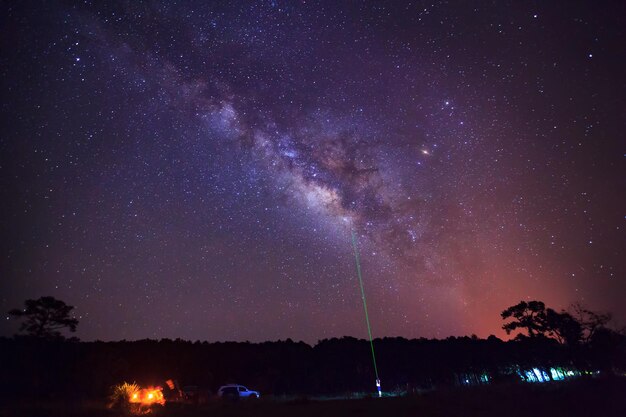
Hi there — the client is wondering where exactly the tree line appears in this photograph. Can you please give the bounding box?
[1,297,624,401]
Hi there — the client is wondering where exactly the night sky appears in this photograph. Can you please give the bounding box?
[1,1,624,343]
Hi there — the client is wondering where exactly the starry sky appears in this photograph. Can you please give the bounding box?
[1,1,625,343]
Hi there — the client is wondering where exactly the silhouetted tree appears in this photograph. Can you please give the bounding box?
[8,296,79,340]
[545,309,583,345]
[501,301,548,339]
[502,301,587,345]
[570,303,612,343]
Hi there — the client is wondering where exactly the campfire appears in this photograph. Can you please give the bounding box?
[109,382,166,415]
[128,386,165,406]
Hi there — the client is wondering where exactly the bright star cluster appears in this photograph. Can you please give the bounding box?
[1,1,623,342]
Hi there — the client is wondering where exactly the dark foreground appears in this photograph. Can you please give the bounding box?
[2,377,625,417]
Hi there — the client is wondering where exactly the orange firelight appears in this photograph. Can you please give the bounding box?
[128,386,165,406]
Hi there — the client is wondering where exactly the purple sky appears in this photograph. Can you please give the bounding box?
[1,1,624,343]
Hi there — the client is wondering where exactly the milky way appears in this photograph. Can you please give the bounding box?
[1,1,624,342]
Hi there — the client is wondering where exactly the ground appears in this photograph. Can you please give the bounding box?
[1,377,625,417]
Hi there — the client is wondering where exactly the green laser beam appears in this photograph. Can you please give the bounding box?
[351,230,380,383]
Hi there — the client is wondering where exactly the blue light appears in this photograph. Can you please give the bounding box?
[550,368,564,381]
[521,367,583,383]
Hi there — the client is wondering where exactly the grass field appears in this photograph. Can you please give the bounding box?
[2,376,625,417]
